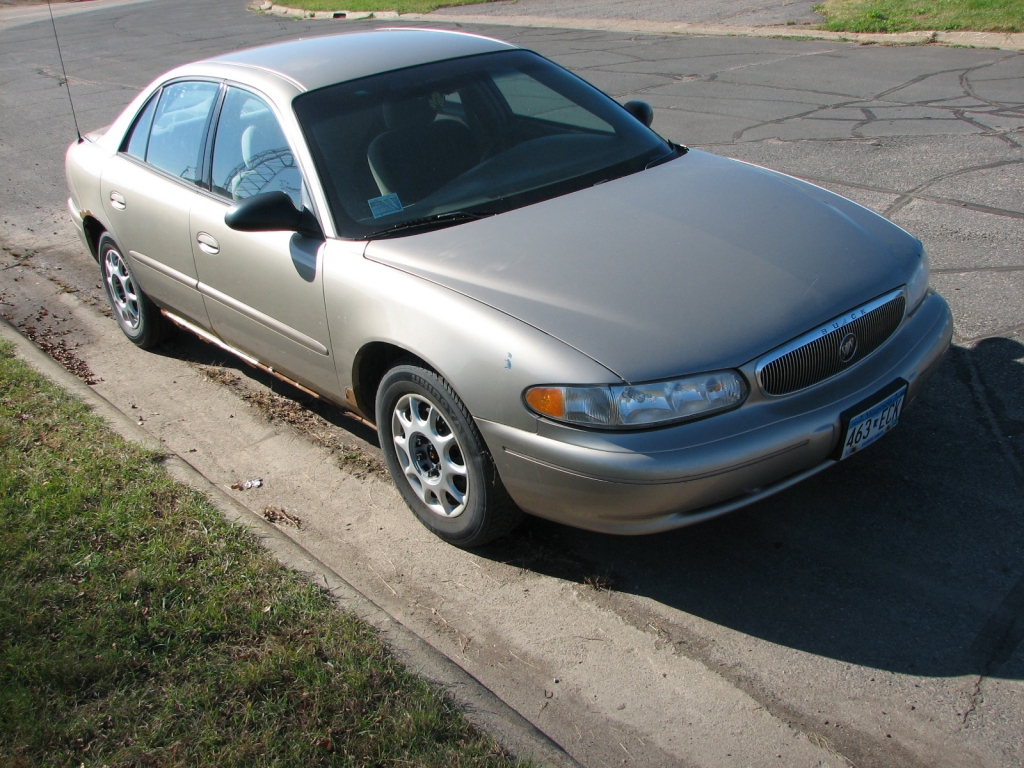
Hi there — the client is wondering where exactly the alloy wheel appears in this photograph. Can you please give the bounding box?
[391,393,469,518]
[104,247,140,331]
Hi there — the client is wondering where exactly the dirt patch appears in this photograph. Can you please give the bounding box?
[192,362,390,480]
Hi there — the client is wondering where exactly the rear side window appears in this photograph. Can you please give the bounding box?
[210,87,302,208]
[145,81,220,183]
[123,93,158,161]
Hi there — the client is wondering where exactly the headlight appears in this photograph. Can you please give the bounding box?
[906,250,930,314]
[524,370,748,429]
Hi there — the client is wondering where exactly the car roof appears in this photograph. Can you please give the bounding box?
[207,28,517,92]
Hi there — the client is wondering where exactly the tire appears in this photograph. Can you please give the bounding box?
[376,363,523,547]
[98,234,168,349]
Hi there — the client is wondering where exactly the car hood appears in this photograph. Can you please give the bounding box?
[364,149,922,383]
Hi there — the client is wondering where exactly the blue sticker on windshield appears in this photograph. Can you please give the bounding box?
[368,192,403,218]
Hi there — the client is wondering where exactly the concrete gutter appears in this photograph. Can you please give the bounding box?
[249,2,1024,52]
[0,316,582,768]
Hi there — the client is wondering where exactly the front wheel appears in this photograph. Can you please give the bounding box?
[98,234,168,349]
[376,363,522,547]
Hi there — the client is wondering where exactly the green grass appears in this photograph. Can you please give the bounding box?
[269,0,492,15]
[0,340,518,767]
[815,0,1024,33]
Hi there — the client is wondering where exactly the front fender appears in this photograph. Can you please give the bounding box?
[322,239,618,432]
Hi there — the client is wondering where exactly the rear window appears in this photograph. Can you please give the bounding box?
[123,93,158,161]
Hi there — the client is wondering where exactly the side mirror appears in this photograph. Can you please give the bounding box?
[623,100,654,128]
[225,191,323,240]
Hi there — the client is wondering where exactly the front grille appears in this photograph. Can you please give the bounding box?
[756,290,906,396]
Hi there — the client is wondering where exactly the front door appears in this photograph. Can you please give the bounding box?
[189,85,339,399]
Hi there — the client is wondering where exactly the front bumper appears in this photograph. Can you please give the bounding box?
[478,292,953,534]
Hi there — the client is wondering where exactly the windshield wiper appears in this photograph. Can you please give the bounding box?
[646,142,688,170]
[366,210,495,239]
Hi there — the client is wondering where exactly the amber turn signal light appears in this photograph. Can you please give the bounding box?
[524,387,565,419]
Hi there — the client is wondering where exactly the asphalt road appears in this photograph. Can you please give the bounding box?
[1,1,1023,766]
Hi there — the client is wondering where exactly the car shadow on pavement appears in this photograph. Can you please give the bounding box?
[481,337,1024,681]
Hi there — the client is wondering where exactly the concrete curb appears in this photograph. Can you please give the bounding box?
[0,316,582,768]
[247,2,1024,52]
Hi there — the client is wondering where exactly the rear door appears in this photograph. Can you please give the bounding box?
[99,80,220,328]
[188,85,340,399]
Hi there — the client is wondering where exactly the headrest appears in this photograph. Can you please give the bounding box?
[241,111,284,167]
[382,97,436,133]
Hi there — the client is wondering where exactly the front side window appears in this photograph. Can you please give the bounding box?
[294,49,675,239]
[145,81,219,183]
[210,87,302,208]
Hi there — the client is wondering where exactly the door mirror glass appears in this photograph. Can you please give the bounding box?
[211,87,303,209]
[146,81,220,182]
[224,191,322,239]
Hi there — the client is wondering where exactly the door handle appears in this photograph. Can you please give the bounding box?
[109,191,126,210]
[196,232,220,255]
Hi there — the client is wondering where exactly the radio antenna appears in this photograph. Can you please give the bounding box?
[46,0,81,141]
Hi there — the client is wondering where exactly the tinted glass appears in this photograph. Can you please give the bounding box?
[210,87,301,208]
[294,50,673,239]
[145,81,219,183]
[124,93,158,160]
[492,70,612,133]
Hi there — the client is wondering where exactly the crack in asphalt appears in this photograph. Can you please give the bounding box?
[578,49,1023,157]
[960,58,1021,111]
[960,675,983,725]
[883,157,1024,219]
[953,108,1022,148]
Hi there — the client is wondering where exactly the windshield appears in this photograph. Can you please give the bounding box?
[293,49,675,239]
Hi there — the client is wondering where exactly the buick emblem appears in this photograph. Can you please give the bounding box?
[839,332,858,363]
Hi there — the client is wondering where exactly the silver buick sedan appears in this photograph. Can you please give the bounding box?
[65,29,953,547]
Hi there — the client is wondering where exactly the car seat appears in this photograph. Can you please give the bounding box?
[230,110,301,206]
[367,96,480,205]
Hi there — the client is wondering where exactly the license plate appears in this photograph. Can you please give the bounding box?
[838,381,907,461]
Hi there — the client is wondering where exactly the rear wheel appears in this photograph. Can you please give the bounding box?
[376,363,522,547]
[99,234,168,349]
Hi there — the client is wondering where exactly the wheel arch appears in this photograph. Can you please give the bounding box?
[82,216,107,261]
[350,341,430,425]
